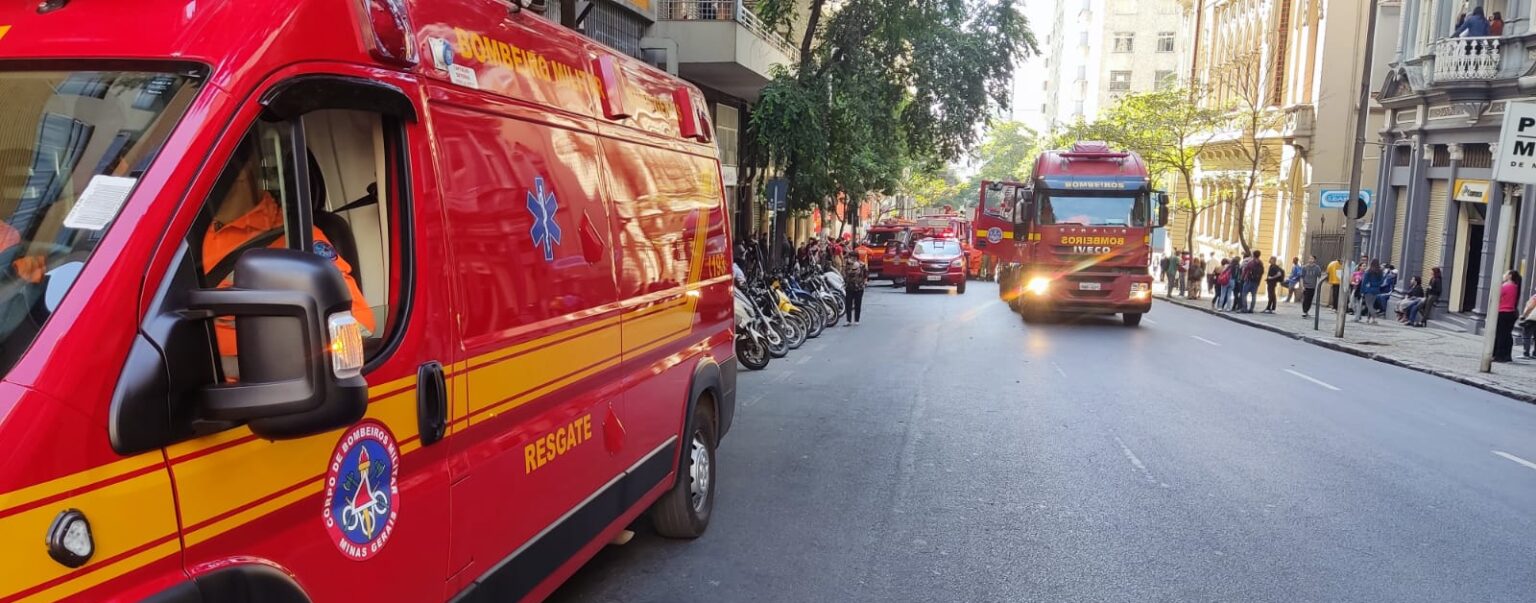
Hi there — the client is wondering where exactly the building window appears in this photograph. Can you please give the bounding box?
[1076,65,1087,81]
[715,104,739,167]
[1109,70,1132,91]
[1157,32,1175,52]
[1113,33,1134,53]
[1155,70,1175,89]
[1079,31,1090,47]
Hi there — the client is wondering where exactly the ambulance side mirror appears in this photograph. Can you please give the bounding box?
[187,249,368,440]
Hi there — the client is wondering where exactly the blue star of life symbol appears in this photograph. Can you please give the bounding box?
[527,176,562,261]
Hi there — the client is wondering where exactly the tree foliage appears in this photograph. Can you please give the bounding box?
[749,0,1037,217]
[1061,87,1228,253]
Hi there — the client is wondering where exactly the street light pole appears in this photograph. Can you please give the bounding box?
[1335,0,1381,339]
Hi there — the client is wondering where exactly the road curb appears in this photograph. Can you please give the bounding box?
[1156,294,1536,404]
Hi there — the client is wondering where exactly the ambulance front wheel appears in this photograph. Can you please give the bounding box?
[652,402,717,538]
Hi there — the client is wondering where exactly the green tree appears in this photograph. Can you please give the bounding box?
[749,0,1037,228]
[1062,87,1228,253]
[974,121,1040,183]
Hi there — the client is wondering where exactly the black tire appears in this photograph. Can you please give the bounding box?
[783,314,806,349]
[736,336,769,370]
[766,326,788,358]
[957,281,967,295]
[906,284,918,293]
[1122,312,1143,326]
[651,402,717,538]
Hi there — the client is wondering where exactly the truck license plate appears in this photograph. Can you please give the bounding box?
[926,275,941,282]
[1078,282,1101,291]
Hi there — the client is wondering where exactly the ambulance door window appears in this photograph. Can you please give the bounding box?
[186,111,406,378]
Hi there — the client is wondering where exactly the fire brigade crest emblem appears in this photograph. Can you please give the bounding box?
[323,420,400,561]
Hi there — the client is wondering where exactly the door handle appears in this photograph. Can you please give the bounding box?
[417,361,447,446]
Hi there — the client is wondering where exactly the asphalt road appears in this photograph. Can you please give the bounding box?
[549,280,1536,603]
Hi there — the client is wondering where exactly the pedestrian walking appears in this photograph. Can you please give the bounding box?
[1492,270,1521,362]
[1264,256,1283,313]
[1417,267,1442,326]
[843,250,868,325]
[1300,255,1322,318]
[1326,258,1343,308]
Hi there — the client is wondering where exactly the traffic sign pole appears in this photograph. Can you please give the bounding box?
[1335,0,1380,339]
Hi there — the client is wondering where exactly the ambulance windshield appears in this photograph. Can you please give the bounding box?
[0,69,203,374]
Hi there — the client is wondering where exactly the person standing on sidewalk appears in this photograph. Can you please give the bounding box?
[1519,288,1536,358]
[842,250,868,326]
[1264,256,1284,313]
[1177,252,1189,297]
[1241,250,1263,313]
[1213,258,1231,310]
[1492,270,1521,362]
[1418,267,1442,326]
[1284,257,1301,303]
[1188,254,1205,300]
[1325,258,1343,309]
[1300,255,1322,318]
[1355,260,1384,324]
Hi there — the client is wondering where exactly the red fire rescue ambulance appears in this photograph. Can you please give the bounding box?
[0,0,735,601]
[863,218,913,280]
[992,142,1168,325]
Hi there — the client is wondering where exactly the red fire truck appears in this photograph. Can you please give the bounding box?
[0,0,734,601]
[973,180,1027,283]
[864,218,913,280]
[991,142,1168,326]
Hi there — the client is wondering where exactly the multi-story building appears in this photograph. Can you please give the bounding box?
[1168,0,1387,280]
[1040,0,1182,127]
[1371,0,1534,333]
[561,0,805,236]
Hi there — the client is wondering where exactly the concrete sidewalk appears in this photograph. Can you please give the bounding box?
[1155,290,1536,403]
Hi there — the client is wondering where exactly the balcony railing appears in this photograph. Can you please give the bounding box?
[657,0,800,60]
[1433,36,1501,82]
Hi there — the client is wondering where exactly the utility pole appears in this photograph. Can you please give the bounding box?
[1335,0,1381,338]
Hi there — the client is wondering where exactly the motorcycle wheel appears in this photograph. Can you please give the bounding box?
[737,336,770,370]
[822,300,841,329]
[783,313,807,349]
[801,307,825,339]
[765,323,789,358]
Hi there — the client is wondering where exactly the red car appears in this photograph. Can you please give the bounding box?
[904,238,968,294]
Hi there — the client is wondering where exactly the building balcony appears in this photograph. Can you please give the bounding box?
[1431,36,1501,82]
[1280,104,1314,149]
[651,0,799,100]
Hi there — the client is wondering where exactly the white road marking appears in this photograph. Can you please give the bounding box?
[1493,450,1536,472]
[1284,369,1340,391]
[743,393,766,408]
[1050,361,1067,377]
[1190,335,1220,346]
[1113,435,1159,484]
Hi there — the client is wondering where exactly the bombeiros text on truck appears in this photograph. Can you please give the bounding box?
[0,0,736,601]
[977,141,1169,326]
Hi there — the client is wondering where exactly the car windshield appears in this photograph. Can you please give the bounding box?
[913,240,961,257]
[1039,193,1148,227]
[0,69,202,374]
[868,231,901,245]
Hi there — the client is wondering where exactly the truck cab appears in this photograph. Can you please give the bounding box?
[997,142,1168,325]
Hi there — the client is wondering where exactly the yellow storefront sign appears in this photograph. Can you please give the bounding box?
[1454,179,1490,203]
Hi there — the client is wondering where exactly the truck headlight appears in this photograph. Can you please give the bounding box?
[1026,276,1051,295]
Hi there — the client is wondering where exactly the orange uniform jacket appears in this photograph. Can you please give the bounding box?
[203,196,375,356]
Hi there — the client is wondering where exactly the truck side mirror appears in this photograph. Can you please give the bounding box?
[1154,191,1170,227]
[187,249,368,439]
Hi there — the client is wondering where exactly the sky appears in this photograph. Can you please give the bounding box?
[1010,0,1055,133]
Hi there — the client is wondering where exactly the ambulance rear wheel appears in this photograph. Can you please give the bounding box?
[652,403,717,538]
